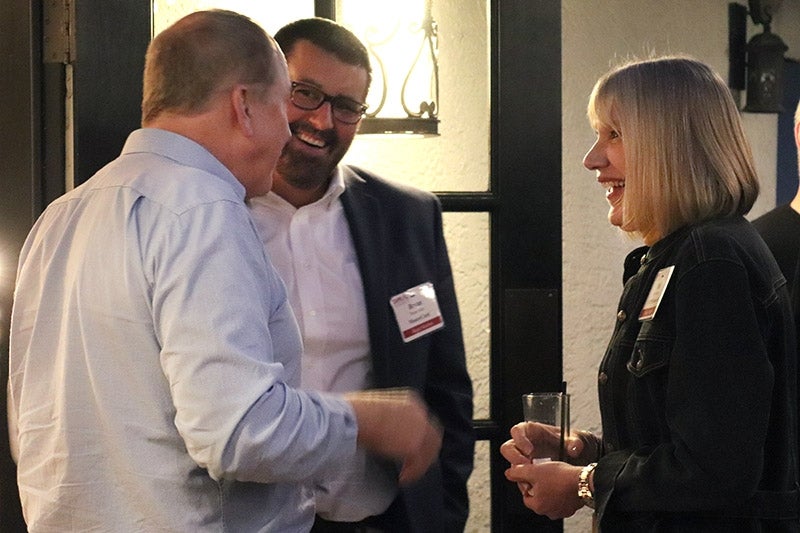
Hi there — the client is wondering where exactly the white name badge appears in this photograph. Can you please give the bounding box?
[639,265,675,321]
[390,282,444,342]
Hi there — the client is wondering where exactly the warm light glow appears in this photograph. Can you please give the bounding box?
[1,244,11,290]
[338,0,436,120]
[151,0,314,36]
[1,239,17,284]
[0,240,18,332]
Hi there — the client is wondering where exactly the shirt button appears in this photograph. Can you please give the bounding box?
[598,372,608,384]
[617,310,627,322]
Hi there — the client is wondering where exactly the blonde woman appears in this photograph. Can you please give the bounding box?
[502,56,799,531]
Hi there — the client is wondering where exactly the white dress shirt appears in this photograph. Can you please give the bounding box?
[249,169,398,521]
[8,129,358,532]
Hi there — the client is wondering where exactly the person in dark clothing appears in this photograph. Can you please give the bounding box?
[501,56,799,532]
[753,101,800,356]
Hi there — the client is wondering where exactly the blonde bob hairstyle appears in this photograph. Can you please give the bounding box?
[587,56,759,244]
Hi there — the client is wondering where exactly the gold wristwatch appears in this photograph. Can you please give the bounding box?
[578,462,597,509]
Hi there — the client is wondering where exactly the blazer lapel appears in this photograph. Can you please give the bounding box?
[339,167,393,385]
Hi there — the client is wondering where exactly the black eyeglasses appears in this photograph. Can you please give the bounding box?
[290,81,368,125]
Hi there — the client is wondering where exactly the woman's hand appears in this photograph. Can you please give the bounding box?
[504,460,585,519]
[501,421,586,463]
[500,422,592,519]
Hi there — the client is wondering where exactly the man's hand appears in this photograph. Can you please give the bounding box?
[346,388,443,485]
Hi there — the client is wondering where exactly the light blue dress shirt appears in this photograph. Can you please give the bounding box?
[8,128,358,532]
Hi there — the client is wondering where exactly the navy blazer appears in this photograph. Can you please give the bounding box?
[339,165,475,532]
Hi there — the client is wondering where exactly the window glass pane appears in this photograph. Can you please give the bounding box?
[444,212,490,419]
[339,0,490,192]
[152,0,314,36]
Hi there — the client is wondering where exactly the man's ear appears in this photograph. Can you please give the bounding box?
[231,84,255,137]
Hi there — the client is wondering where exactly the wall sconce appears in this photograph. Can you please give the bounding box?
[728,0,788,113]
[335,0,440,135]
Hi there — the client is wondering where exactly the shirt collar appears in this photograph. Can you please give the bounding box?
[261,166,346,211]
[325,166,346,205]
[123,128,246,200]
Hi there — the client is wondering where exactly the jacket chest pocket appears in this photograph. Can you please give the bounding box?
[628,319,673,377]
[625,328,673,441]
[627,338,670,377]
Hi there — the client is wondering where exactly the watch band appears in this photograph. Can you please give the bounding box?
[578,462,597,509]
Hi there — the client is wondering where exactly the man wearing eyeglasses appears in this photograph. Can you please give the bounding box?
[248,17,474,533]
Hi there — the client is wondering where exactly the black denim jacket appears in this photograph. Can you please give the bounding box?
[593,216,799,532]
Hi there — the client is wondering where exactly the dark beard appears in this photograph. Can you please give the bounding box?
[274,146,336,191]
[275,122,351,190]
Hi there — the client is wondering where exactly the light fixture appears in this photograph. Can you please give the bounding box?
[335,0,440,135]
[728,0,788,113]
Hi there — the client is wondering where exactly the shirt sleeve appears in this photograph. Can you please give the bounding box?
[143,198,358,483]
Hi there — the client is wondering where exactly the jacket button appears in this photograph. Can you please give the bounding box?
[598,372,608,384]
[617,310,627,322]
